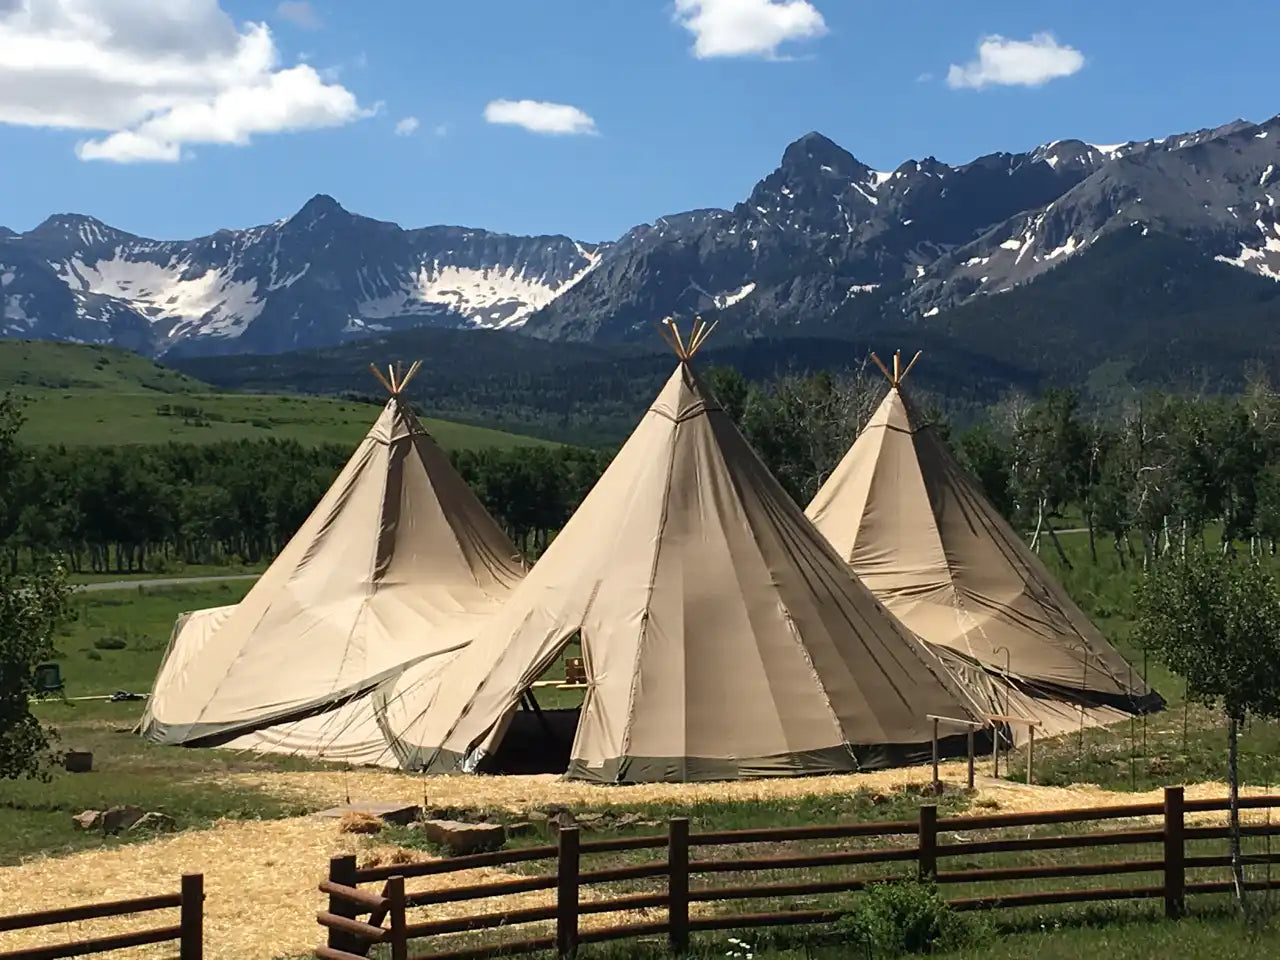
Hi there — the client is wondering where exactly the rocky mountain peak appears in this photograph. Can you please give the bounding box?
[778,131,870,180]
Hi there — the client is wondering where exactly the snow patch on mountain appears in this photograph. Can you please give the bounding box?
[713,282,756,309]
[56,253,264,339]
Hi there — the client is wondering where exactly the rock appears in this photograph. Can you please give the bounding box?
[72,810,103,831]
[101,805,144,835]
[527,810,550,823]
[129,812,177,833]
[419,819,506,856]
[505,821,538,838]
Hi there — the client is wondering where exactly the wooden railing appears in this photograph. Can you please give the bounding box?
[315,787,1280,960]
[0,873,203,960]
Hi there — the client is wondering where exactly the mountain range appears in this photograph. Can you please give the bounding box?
[1,112,1278,364]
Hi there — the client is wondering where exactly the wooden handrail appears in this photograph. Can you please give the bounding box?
[322,787,1280,960]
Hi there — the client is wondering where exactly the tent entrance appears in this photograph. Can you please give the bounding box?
[478,702,581,775]
[474,638,590,776]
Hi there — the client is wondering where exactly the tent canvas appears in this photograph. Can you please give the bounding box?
[138,361,526,754]
[804,351,1162,740]
[372,322,985,783]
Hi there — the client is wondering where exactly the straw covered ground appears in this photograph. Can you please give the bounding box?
[2,762,1276,960]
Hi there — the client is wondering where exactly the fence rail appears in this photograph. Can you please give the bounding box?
[0,874,202,960]
[316,786,1280,960]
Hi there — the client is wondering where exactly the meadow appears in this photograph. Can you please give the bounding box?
[0,338,552,450]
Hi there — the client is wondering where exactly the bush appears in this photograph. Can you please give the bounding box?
[92,636,127,651]
[838,879,978,956]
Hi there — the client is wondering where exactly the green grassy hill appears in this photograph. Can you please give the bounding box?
[0,339,553,450]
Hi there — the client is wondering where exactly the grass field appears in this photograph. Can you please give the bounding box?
[0,338,553,450]
[0,581,333,867]
[7,522,1280,957]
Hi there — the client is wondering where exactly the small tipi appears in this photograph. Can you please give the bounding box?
[805,351,1163,739]
[374,322,984,783]
[139,361,526,756]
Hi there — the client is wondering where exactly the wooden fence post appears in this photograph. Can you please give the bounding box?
[1164,786,1185,919]
[556,826,580,960]
[668,818,690,955]
[386,875,407,960]
[918,805,937,881]
[328,855,360,953]
[179,873,203,960]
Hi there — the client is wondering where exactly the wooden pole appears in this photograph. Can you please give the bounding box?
[967,728,975,791]
[1027,727,1036,786]
[667,818,690,955]
[667,319,688,359]
[327,855,359,953]
[900,350,922,382]
[1164,786,1186,919]
[931,717,940,795]
[556,827,580,959]
[369,364,395,396]
[917,805,937,880]
[869,352,893,383]
[179,873,203,960]
[386,875,407,960]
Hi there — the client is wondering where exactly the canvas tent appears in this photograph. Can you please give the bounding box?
[371,321,985,783]
[138,361,526,759]
[804,351,1163,741]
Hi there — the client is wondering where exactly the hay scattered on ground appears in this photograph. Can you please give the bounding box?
[4,765,1278,960]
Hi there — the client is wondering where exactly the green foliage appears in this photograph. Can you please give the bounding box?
[837,879,979,956]
[92,635,127,651]
[0,562,75,780]
[1134,552,1280,724]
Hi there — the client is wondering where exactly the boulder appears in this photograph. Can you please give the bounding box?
[72,810,103,831]
[505,821,539,838]
[101,805,145,835]
[420,819,506,855]
[129,812,178,833]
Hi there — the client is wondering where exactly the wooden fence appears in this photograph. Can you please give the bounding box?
[315,787,1280,960]
[0,874,202,960]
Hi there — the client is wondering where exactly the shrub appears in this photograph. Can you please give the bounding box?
[92,636,127,651]
[838,879,977,956]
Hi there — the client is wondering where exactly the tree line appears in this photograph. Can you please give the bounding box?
[0,420,613,574]
[4,363,1280,575]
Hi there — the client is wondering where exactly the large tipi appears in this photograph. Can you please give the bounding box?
[138,361,526,759]
[372,322,985,783]
[804,351,1163,740]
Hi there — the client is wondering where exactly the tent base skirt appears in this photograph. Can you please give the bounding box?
[405,729,987,784]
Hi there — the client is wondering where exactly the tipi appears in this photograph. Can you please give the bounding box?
[138,361,526,759]
[372,322,985,783]
[804,351,1163,740]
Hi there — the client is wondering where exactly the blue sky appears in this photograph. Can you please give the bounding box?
[0,0,1276,243]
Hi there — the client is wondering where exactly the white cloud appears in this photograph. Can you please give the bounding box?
[673,0,826,60]
[947,32,1085,90]
[0,0,370,163]
[483,99,597,136]
[394,115,420,136]
[916,71,934,83]
[276,1,320,30]
[433,123,449,137]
